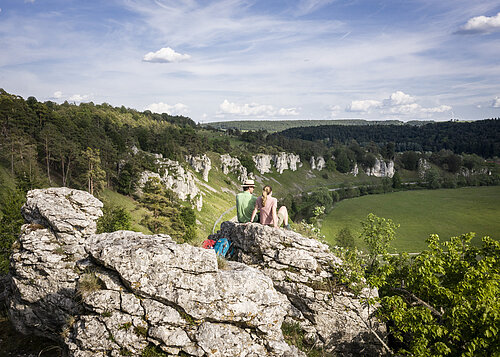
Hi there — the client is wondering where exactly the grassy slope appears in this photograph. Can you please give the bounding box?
[99,189,152,234]
[321,186,500,252]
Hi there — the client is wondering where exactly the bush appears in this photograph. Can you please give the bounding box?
[96,206,132,233]
[336,227,356,249]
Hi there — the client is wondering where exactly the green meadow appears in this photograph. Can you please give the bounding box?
[321,186,500,253]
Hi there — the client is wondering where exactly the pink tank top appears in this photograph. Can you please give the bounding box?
[256,196,277,225]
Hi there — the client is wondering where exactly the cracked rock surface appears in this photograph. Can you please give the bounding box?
[8,188,302,356]
[212,222,387,356]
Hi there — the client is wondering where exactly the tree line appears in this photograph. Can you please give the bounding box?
[272,119,500,158]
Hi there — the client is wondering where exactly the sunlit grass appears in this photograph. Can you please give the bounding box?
[321,186,500,252]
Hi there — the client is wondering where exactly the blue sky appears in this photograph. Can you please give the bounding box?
[1,0,500,123]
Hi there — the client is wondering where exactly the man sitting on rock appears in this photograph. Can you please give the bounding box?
[236,179,258,223]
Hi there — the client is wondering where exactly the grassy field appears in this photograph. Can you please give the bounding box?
[321,186,500,253]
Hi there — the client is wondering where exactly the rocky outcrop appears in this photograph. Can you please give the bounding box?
[310,156,326,171]
[365,158,395,178]
[253,154,273,174]
[138,157,203,211]
[418,158,431,179]
[8,188,103,339]
[212,222,386,356]
[8,188,303,356]
[220,154,249,182]
[350,163,359,177]
[186,154,211,182]
[253,153,302,175]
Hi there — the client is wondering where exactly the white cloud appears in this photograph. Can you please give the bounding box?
[145,102,190,116]
[68,94,89,102]
[346,100,382,113]
[143,47,191,63]
[218,100,298,117]
[53,91,63,99]
[459,12,500,34]
[349,91,452,116]
[329,105,341,117]
[383,103,421,115]
[491,97,500,108]
[421,105,453,113]
[278,107,299,116]
[387,91,415,106]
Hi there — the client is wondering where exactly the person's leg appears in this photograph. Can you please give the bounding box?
[277,206,289,228]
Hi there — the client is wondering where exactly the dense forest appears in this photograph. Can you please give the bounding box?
[204,119,434,132]
[274,120,500,158]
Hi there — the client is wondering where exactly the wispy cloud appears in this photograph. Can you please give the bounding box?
[294,0,336,16]
[143,47,191,63]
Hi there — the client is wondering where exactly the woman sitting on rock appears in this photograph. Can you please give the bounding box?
[250,185,290,229]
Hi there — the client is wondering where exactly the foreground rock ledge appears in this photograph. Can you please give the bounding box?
[7,188,385,356]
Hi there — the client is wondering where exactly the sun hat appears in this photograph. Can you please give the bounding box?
[242,179,255,187]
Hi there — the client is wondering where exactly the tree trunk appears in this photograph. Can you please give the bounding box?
[45,136,51,185]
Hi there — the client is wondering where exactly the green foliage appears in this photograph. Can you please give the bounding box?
[424,167,441,189]
[336,227,355,249]
[335,151,351,173]
[238,154,256,175]
[96,206,132,233]
[139,177,196,242]
[81,147,106,196]
[141,344,167,357]
[0,188,25,274]
[377,234,500,356]
[392,171,402,189]
[281,321,327,356]
[360,213,399,269]
[400,151,420,171]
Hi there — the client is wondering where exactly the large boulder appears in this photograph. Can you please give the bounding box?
[8,188,302,356]
[212,222,386,356]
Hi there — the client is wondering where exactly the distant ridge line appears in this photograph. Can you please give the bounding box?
[202,119,435,133]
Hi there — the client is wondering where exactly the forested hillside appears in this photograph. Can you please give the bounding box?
[204,119,431,132]
[275,120,500,157]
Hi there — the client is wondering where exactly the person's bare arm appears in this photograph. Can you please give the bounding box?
[249,204,258,224]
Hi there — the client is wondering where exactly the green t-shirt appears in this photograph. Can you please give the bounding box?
[236,191,257,223]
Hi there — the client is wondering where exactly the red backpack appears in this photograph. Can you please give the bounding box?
[202,239,216,249]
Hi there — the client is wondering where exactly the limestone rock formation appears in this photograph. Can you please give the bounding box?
[253,154,273,174]
[138,156,203,211]
[212,222,386,356]
[8,188,103,339]
[220,154,249,182]
[8,188,303,357]
[365,158,395,178]
[8,188,386,356]
[186,154,212,182]
[418,158,431,179]
[310,156,326,171]
[350,163,359,176]
[253,153,302,175]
